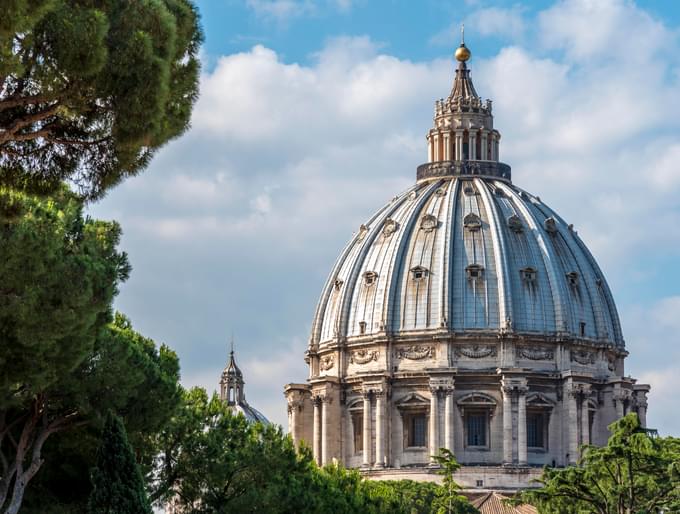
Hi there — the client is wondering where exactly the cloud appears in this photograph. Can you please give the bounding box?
[245,0,315,23]
[431,6,526,46]
[90,2,680,434]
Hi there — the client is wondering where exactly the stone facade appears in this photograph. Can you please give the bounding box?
[284,38,650,490]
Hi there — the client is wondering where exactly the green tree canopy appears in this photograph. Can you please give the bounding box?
[152,389,479,514]
[87,412,152,514]
[0,186,130,408]
[519,413,680,514]
[20,313,182,514]
[0,187,180,513]
[0,0,202,198]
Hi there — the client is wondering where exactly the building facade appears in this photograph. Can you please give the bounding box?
[284,38,649,489]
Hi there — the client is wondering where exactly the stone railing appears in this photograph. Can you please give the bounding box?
[416,160,512,181]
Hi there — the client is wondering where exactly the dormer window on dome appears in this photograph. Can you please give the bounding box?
[363,271,378,286]
[464,212,482,232]
[382,218,398,237]
[566,271,579,288]
[507,214,523,233]
[520,267,537,283]
[544,217,558,234]
[466,264,484,281]
[420,214,438,232]
[410,266,429,281]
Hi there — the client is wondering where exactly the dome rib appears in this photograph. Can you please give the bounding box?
[476,179,513,330]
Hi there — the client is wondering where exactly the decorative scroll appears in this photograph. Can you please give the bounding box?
[350,349,378,365]
[518,347,554,361]
[570,350,595,365]
[396,345,434,360]
[320,355,335,371]
[455,344,497,359]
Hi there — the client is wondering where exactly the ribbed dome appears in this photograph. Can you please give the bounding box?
[310,176,623,347]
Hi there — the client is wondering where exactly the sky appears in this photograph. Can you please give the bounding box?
[89,0,680,433]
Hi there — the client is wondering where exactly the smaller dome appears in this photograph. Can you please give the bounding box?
[455,43,471,62]
[219,346,270,425]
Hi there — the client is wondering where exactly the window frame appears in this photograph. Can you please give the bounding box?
[402,411,428,449]
[465,409,489,449]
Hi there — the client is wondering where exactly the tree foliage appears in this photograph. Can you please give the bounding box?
[0,0,203,198]
[519,413,680,514]
[431,448,477,514]
[19,313,182,513]
[87,412,152,514]
[152,389,478,514]
[0,187,181,513]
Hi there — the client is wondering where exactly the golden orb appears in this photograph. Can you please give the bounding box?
[455,44,471,62]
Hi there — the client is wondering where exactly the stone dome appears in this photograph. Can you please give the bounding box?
[310,174,623,347]
[285,36,648,487]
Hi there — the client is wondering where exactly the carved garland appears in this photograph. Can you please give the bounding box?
[396,345,434,360]
[350,349,379,365]
[455,344,497,359]
[518,347,554,361]
[571,350,595,365]
[320,355,335,371]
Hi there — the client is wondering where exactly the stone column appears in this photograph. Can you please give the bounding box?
[427,135,433,163]
[637,401,648,428]
[614,391,626,419]
[567,385,579,465]
[444,387,455,452]
[433,134,440,161]
[518,387,528,466]
[321,396,330,465]
[443,133,450,161]
[447,131,454,161]
[313,397,322,466]
[374,391,385,468]
[455,131,463,161]
[581,398,590,447]
[429,387,440,464]
[289,401,299,445]
[470,133,477,160]
[362,392,372,467]
[502,385,513,465]
[481,131,488,160]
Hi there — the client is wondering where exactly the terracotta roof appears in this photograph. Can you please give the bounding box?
[471,492,537,514]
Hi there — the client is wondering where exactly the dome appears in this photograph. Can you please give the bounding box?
[285,36,648,487]
[309,174,623,347]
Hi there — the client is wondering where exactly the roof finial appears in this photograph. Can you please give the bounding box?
[230,331,234,355]
[455,24,471,63]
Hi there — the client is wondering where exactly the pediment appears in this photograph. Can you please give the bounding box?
[395,392,429,408]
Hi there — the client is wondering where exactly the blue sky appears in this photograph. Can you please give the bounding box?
[90,0,680,433]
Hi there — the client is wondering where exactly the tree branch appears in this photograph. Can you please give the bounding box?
[0,104,60,145]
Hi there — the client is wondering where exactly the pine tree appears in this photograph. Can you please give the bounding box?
[88,412,152,514]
